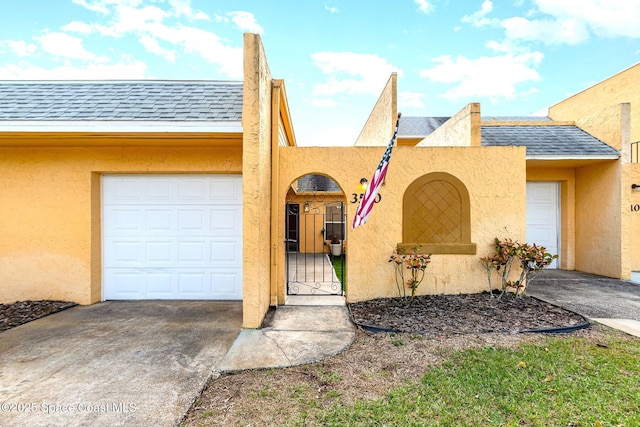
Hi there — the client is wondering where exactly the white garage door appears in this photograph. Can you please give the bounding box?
[103,175,242,300]
[526,181,559,269]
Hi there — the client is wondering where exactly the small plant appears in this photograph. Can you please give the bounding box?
[480,238,519,297]
[513,243,558,297]
[389,246,432,301]
[330,235,340,244]
[481,238,558,298]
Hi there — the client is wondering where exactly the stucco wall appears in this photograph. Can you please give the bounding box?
[549,63,640,143]
[354,74,397,146]
[0,144,242,305]
[575,161,622,277]
[277,145,526,302]
[242,33,273,328]
[417,103,481,147]
[526,167,576,270]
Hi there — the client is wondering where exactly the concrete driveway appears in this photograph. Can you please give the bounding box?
[0,301,242,427]
[529,269,640,337]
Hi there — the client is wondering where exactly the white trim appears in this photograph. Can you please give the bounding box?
[0,121,242,133]
[527,154,619,161]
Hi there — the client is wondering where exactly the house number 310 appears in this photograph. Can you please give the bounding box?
[350,193,382,204]
[632,204,640,212]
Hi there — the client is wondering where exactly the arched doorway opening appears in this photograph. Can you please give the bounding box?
[285,174,346,296]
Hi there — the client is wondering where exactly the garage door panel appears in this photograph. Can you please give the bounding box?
[178,241,206,263]
[210,273,242,297]
[211,178,242,204]
[103,175,243,300]
[104,271,145,298]
[146,241,173,263]
[211,208,242,236]
[178,273,206,295]
[178,209,206,232]
[177,179,207,201]
[211,240,242,266]
[147,273,173,296]
[526,182,559,269]
[104,240,144,266]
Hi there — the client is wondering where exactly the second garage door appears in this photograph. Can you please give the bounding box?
[103,175,243,300]
[526,181,559,269]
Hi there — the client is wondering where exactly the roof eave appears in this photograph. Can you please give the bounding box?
[526,154,620,161]
[0,120,243,133]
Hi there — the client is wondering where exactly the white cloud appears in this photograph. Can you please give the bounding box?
[534,0,640,39]
[311,52,402,97]
[399,91,426,109]
[138,34,176,62]
[71,0,111,14]
[63,0,244,78]
[419,52,543,101]
[461,0,495,27]
[227,11,264,34]
[503,16,589,45]
[414,0,433,14]
[498,0,640,45]
[62,21,96,34]
[0,58,148,80]
[5,40,37,57]
[325,5,338,13]
[461,0,640,48]
[36,32,98,60]
[168,0,209,20]
[154,25,243,77]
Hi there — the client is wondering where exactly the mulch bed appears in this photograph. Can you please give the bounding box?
[349,292,588,336]
[0,300,77,332]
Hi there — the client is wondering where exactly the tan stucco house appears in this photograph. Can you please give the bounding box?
[1,33,639,328]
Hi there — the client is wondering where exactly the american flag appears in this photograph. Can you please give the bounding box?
[352,113,401,229]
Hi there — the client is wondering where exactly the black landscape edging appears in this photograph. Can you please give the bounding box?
[518,296,590,334]
[347,296,591,336]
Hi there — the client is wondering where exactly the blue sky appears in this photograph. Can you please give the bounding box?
[1,0,639,146]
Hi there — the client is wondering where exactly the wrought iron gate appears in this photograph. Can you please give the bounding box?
[286,202,345,295]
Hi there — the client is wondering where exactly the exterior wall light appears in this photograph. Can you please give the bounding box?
[304,203,310,212]
[360,178,368,191]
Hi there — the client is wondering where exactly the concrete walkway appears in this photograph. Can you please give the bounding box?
[219,301,355,372]
[529,270,640,338]
[0,301,242,427]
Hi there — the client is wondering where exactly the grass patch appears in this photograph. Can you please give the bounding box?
[330,254,346,288]
[307,334,640,426]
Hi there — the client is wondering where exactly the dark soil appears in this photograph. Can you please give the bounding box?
[349,292,587,335]
[0,300,77,332]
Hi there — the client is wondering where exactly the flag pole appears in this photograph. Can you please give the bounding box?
[352,112,401,229]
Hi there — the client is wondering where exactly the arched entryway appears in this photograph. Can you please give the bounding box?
[285,174,346,296]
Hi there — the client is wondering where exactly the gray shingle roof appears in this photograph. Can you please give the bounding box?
[398,116,450,137]
[482,125,619,157]
[0,81,243,121]
[481,116,552,122]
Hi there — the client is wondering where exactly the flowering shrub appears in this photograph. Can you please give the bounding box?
[480,238,557,298]
[389,247,432,301]
[480,238,518,296]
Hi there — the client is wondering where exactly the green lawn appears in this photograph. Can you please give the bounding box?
[307,333,640,426]
[330,254,345,289]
